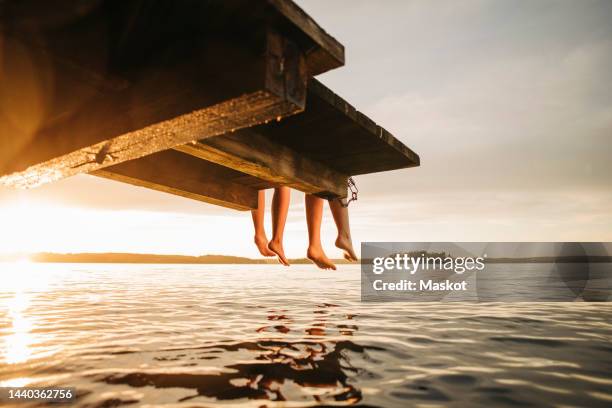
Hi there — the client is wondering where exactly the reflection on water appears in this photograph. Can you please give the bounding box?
[4,291,33,364]
[90,303,370,405]
[0,263,611,407]
[1,261,60,370]
[103,340,366,403]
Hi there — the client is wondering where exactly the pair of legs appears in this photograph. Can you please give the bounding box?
[305,194,357,270]
[252,187,291,266]
[251,187,358,269]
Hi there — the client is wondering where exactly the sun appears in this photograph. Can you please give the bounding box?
[0,197,70,255]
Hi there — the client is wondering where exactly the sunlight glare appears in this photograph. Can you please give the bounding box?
[0,259,51,365]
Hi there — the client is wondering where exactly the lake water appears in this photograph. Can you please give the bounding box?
[0,263,611,407]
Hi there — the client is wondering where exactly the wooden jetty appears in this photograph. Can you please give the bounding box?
[0,0,419,210]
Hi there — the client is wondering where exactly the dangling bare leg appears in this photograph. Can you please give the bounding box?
[329,199,358,262]
[252,190,276,257]
[305,194,336,270]
[268,186,290,266]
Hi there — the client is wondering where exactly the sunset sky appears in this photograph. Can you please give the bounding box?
[1,0,611,258]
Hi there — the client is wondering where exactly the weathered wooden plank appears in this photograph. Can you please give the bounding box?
[0,0,343,76]
[89,78,418,209]
[257,79,421,176]
[266,0,345,75]
[94,150,258,211]
[0,29,307,188]
[0,0,416,212]
[167,78,419,204]
[175,128,348,199]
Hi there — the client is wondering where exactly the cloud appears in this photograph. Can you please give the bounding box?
[302,0,612,197]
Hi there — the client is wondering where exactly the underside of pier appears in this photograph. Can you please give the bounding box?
[0,0,419,210]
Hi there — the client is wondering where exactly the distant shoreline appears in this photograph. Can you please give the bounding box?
[1,252,353,265]
[1,253,610,265]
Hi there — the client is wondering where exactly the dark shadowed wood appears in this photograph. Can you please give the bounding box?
[170,79,419,205]
[94,150,258,210]
[0,1,418,211]
[0,28,307,188]
[176,128,348,199]
[265,0,344,74]
[169,78,419,204]
[0,0,346,188]
[256,79,420,176]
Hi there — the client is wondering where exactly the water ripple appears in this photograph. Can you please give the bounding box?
[0,263,611,407]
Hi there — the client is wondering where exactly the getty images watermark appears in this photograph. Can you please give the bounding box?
[361,242,612,302]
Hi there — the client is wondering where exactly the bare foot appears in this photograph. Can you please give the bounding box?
[268,239,290,266]
[307,245,337,270]
[254,234,275,257]
[335,235,358,262]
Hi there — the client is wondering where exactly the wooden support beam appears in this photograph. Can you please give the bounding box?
[265,0,345,75]
[307,79,420,173]
[175,128,348,199]
[94,150,258,211]
[93,78,419,209]
[171,79,419,203]
[0,1,417,211]
[0,25,306,188]
[253,79,421,176]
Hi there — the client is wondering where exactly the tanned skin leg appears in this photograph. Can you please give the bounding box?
[305,194,336,270]
[329,198,358,262]
[252,190,276,257]
[268,186,290,266]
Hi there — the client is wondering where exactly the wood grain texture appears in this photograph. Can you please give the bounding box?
[0,0,417,212]
[0,30,307,188]
[266,0,345,75]
[94,150,258,211]
[257,78,421,176]
[176,128,348,199]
